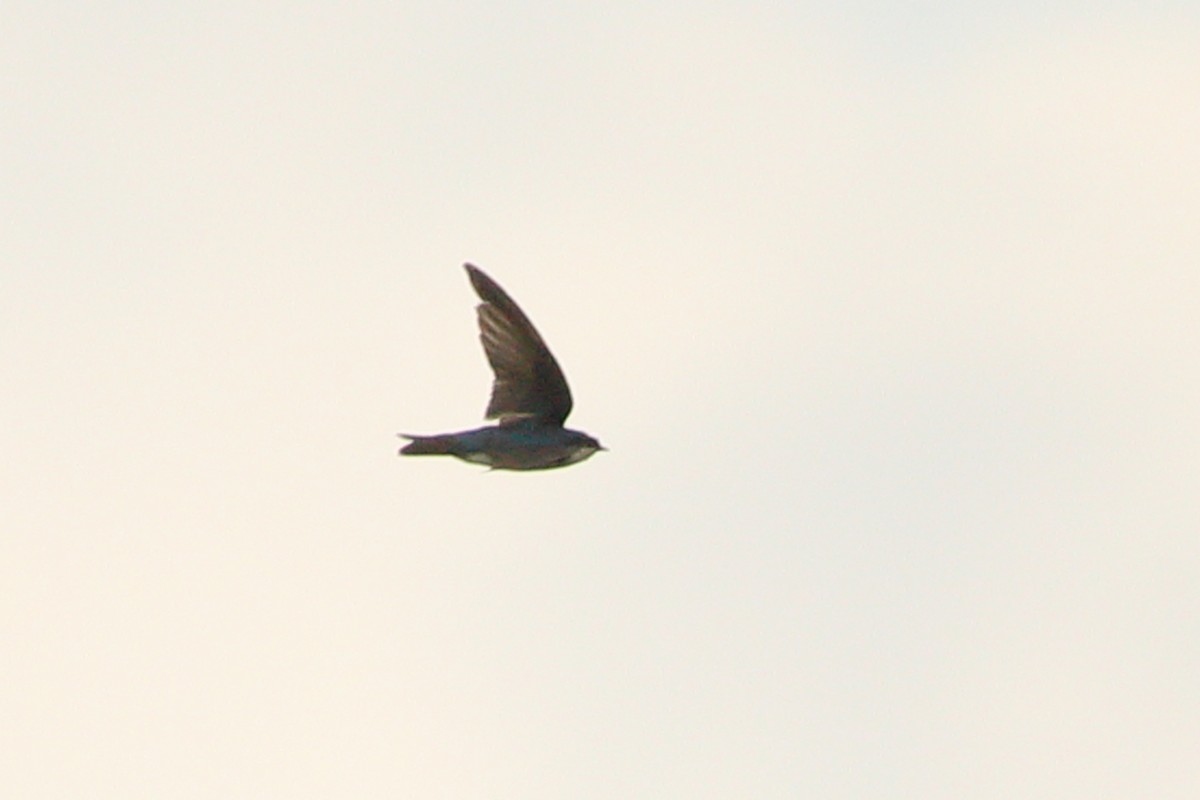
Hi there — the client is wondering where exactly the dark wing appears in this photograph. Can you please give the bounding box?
[464,263,573,426]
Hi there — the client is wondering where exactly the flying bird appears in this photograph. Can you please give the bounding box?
[399,264,604,470]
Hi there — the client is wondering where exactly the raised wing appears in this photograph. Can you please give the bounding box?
[465,263,573,426]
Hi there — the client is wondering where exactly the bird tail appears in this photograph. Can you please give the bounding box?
[397,434,457,456]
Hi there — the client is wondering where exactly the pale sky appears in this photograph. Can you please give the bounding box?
[3,2,1198,798]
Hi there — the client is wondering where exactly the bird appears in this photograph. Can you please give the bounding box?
[398,263,605,470]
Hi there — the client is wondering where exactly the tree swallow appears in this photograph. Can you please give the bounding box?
[399,264,605,470]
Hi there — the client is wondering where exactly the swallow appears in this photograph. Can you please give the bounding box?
[399,264,604,470]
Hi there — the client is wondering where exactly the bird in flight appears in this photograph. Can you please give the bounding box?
[399,264,605,470]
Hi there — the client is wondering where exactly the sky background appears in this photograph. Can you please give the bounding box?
[3,2,1198,797]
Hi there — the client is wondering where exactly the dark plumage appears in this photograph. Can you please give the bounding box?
[398,264,604,471]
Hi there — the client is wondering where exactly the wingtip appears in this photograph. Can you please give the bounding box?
[463,262,487,292]
[464,263,505,305]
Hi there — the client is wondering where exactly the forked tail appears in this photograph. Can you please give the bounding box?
[397,434,457,456]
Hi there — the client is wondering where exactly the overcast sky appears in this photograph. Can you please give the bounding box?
[3,2,1198,797]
